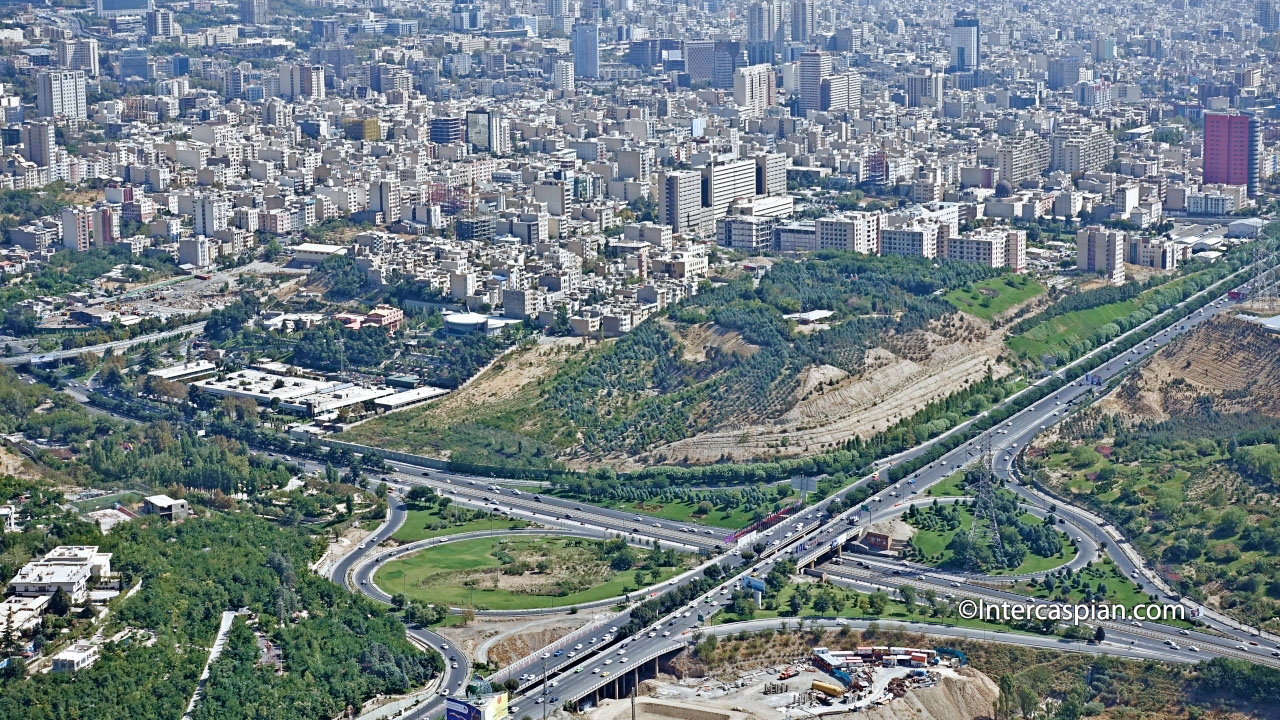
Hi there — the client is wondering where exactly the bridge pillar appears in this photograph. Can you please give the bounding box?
[653,657,658,676]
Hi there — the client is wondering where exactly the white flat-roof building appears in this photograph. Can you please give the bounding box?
[7,545,112,603]
[0,594,49,636]
[52,642,99,672]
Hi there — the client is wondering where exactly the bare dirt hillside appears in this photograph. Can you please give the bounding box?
[639,314,1009,465]
[1100,315,1280,421]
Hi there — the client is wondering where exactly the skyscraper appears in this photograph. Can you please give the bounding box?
[1257,0,1279,31]
[950,11,980,72]
[239,0,269,25]
[746,1,778,64]
[905,68,942,107]
[1204,112,1263,197]
[661,170,704,234]
[118,47,151,81]
[733,64,775,118]
[797,50,830,115]
[711,40,747,89]
[571,22,599,79]
[790,0,814,43]
[56,38,99,77]
[36,70,87,119]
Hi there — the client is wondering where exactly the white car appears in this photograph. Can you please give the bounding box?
[619,657,629,663]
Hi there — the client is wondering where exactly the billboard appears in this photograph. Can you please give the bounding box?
[447,699,482,720]
[742,576,766,592]
[482,692,509,720]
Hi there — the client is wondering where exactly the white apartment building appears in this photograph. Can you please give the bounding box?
[880,221,940,259]
[815,212,882,254]
[1076,226,1126,284]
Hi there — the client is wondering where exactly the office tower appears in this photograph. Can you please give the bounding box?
[684,40,715,84]
[905,68,942,107]
[571,22,599,79]
[1091,37,1115,62]
[950,11,980,72]
[1258,0,1279,30]
[56,39,99,77]
[19,121,56,168]
[194,195,230,236]
[1204,112,1263,197]
[797,50,830,115]
[625,39,662,68]
[1047,56,1082,90]
[62,207,93,251]
[747,0,779,64]
[733,64,775,118]
[712,40,747,89]
[701,158,758,220]
[429,116,463,144]
[661,170,704,233]
[755,152,787,195]
[1076,227,1125,284]
[96,0,153,17]
[551,60,575,92]
[816,213,881,254]
[239,0,269,25]
[146,9,179,38]
[36,70,87,119]
[821,72,859,111]
[118,47,150,81]
[466,108,509,154]
[791,0,814,43]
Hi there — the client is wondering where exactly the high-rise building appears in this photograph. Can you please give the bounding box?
[701,159,758,220]
[36,70,87,119]
[194,195,230,237]
[145,9,180,38]
[178,237,213,268]
[996,133,1050,185]
[684,40,715,84]
[1076,226,1125,285]
[881,222,940,259]
[1047,56,1083,90]
[733,64,774,117]
[56,39,99,77]
[571,22,599,79]
[797,50,830,115]
[661,170,704,234]
[712,40,747,89]
[943,228,1026,272]
[791,0,814,43]
[950,11,980,72]
[429,117,463,144]
[19,121,56,168]
[92,205,120,247]
[465,108,510,155]
[373,177,402,223]
[746,1,778,64]
[239,0,269,25]
[755,152,787,196]
[1050,124,1114,174]
[905,68,942,108]
[1204,112,1262,197]
[1258,0,1279,31]
[61,206,93,251]
[821,72,859,112]
[96,0,153,17]
[118,47,151,81]
[551,60,575,92]
[284,63,325,100]
[816,213,882,254]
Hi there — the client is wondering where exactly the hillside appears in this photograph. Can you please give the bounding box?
[1100,314,1280,421]
[345,253,1014,467]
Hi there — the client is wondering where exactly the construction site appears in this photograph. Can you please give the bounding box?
[582,647,994,720]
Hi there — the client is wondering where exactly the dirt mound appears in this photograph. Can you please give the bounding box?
[671,322,760,363]
[1100,315,1280,421]
[861,668,997,720]
[642,315,1008,465]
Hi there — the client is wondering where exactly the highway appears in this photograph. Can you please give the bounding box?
[1,321,207,367]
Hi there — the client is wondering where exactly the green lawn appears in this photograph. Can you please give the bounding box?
[927,472,968,497]
[908,505,1071,575]
[1006,299,1143,360]
[588,494,798,531]
[1006,558,1195,629]
[375,536,688,610]
[72,491,143,512]
[392,506,529,543]
[946,275,1045,321]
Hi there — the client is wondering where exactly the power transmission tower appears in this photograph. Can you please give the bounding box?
[966,458,1007,570]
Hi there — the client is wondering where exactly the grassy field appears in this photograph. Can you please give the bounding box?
[375,536,687,610]
[927,472,967,497]
[1006,299,1143,360]
[908,505,1072,575]
[1005,558,1195,629]
[392,506,529,543]
[72,491,143,512]
[586,493,799,531]
[946,275,1045,321]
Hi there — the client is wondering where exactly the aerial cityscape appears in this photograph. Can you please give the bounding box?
[0,0,1279,718]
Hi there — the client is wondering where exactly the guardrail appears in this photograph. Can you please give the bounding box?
[557,642,685,703]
